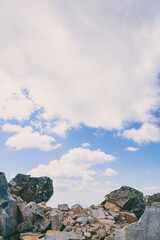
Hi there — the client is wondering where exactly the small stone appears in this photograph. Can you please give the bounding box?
[99,229,107,239]
[91,209,106,219]
[108,210,122,222]
[84,232,91,237]
[58,204,69,211]
[71,204,83,211]
[76,217,88,225]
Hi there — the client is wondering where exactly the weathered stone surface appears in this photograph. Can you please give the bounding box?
[146,193,160,206]
[71,204,83,211]
[50,210,63,231]
[91,209,106,219]
[76,217,88,225]
[0,172,17,238]
[9,174,53,203]
[16,220,33,232]
[45,230,85,240]
[108,210,121,222]
[34,215,50,232]
[119,212,137,223]
[17,199,33,222]
[105,186,143,208]
[0,237,4,240]
[58,204,69,211]
[122,196,145,219]
[104,202,120,212]
[113,206,160,240]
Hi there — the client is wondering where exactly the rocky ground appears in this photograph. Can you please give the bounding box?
[0,172,160,240]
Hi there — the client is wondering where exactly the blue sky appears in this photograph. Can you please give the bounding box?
[0,0,160,207]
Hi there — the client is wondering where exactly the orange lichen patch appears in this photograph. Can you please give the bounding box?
[46,230,62,235]
[120,212,137,223]
[23,236,40,240]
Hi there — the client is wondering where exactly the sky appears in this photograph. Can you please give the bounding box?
[0,0,160,207]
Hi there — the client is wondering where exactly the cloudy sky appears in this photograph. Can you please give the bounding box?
[1,0,160,207]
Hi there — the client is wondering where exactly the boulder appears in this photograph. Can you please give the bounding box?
[71,204,83,211]
[104,202,120,212]
[105,186,143,209]
[112,206,160,240]
[50,210,63,231]
[9,174,53,203]
[0,172,17,238]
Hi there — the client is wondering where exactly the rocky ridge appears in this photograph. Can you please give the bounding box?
[0,172,160,240]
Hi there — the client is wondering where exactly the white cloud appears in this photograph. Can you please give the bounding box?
[139,186,160,195]
[3,124,61,151]
[0,71,36,121]
[45,120,72,138]
[122,123,160,144]
[82,142,91,148]
[106,181,113,185]
[28,147,116,191]
[104,168,118,176]
[2,123,22,132]
[124,147,140,152]
[0,1,160,130]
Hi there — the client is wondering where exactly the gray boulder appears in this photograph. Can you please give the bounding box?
[113,206,160,240]
[0,172,17,238]
[9,174,53,203]
[50,209,63,231]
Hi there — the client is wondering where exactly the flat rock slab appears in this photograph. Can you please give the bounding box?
[45,231,85,240]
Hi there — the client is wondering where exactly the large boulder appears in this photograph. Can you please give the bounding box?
[105,186,143,208]
[112,206,160,240]
[9,174,53,203]
[0,172,17,238]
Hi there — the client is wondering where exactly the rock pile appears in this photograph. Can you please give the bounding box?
[0,172,160,240]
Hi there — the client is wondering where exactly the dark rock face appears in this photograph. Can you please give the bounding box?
[0,172,17,238]
[146,193,160,206]
[9,174,53,203]
[122,196,146,219]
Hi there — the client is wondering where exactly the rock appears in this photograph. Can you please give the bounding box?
[21,236,40,240]
[113,206,160,240]
[108,210,121,222]
[45,230,85,240]
[58,204,69,211]
[99,229,107,239]
[9,174,53,203]
[105,186,143,209]
[50,210,63,231]
[76,217,88,225]
[28,202,45,217]
[104,202,120,212]
[146,193,160,206]
[119,212,137,223]
[16,220,33,232]
[17,198,33,223]
[0,237,4,240]
[122,196,145,219]
[34,215,50,232]
[0,172,17,238]
[71,204,83,211]
[84,232,91,238]
[91,209,106,219]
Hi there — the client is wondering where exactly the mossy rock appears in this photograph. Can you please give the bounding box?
[9,174,53,203]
